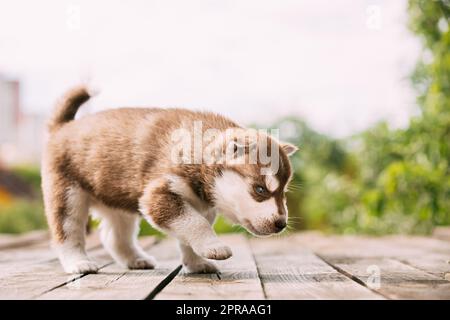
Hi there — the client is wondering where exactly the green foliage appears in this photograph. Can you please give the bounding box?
[213,215,249,234]
[10,165,42,190]
[0,165,46,233]
[138,220,165,237]
[0,200,47,233]
[281,0,450,234]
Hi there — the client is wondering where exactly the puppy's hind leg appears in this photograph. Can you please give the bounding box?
[42,180,98,274]
[93,206,156,269]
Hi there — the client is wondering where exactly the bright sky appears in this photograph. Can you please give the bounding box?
[0,0,421,137]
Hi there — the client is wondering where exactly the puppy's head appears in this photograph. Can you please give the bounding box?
[213,129,298,236]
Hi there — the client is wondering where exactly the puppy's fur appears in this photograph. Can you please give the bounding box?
[42,87,298,274]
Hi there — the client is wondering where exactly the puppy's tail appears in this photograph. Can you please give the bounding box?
[48,86,91,131]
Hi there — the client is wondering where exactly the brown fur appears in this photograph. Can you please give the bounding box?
[42,87,295,242]
[141,179,185,227]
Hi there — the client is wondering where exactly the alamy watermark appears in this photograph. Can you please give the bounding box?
[169,121,280,175]
[366,265,381,290]
[66,4,81,31]
[366,5,382,30]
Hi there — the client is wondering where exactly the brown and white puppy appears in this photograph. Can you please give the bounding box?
[41,86,298,274]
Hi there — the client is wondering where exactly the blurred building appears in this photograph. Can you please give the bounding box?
[0,75,20,145]
[0,74,45,165]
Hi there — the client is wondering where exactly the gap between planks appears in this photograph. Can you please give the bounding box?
[0,232,104,281]
[293,233,450,299]
[2,231,450,300]
[36,236,163,300]
[154,234,265,300]
[1,234,264,300]
[249,236,383,300]
[0,235,150,299]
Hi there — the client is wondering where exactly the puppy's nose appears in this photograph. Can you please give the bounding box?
[274,219,286,232]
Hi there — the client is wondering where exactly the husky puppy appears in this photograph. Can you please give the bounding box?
[41,87,298,274]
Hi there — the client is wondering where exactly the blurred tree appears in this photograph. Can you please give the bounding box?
[0,166,47,233]
[278,0,450,234]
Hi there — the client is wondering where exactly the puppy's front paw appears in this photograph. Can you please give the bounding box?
[63,260,99,274]
[127,256,157,270]
[183,258,218,274]
[198,242,232,260]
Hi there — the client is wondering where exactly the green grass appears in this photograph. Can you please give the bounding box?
[0,165,47,234]
[10,165,42,190]
[0,200,47,234]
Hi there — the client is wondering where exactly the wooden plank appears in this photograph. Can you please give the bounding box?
[0,242,54,265]
[398,254,450,280]
[294,234,450,299]
[320,255,450,299]
[0,233,102,279]
[295,232,450,258]
[0,232,101,262]
[0,249,109,299]
[294,233,424,258]
[295,233,450,281]
[37,237,176,300]
[3,231,449,300]
[385,235,450,256]
[433,227,450,242]
[0,235,153,299]
[155,234,264,300]
[250,236,383,300]
[381,236,450,281]
[0,230,49,250]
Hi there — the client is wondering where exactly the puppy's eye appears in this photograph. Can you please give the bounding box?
[254,185,267,195]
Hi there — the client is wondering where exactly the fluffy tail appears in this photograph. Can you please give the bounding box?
[48,86,90,131]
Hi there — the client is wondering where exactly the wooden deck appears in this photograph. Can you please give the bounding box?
[0,230,449,300]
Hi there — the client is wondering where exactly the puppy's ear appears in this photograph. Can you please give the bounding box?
[281,142,298,156]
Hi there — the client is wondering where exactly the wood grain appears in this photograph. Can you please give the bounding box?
[2,231,449,300]
[249,236,382,299]
[433,227,450,242]
[38,237,175,300]
[321,255,450,299]
[155,234,265,300]
[293,233,450,299]
[0,235,153,299]
[0,230,49,250]
[0,233,102,280]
